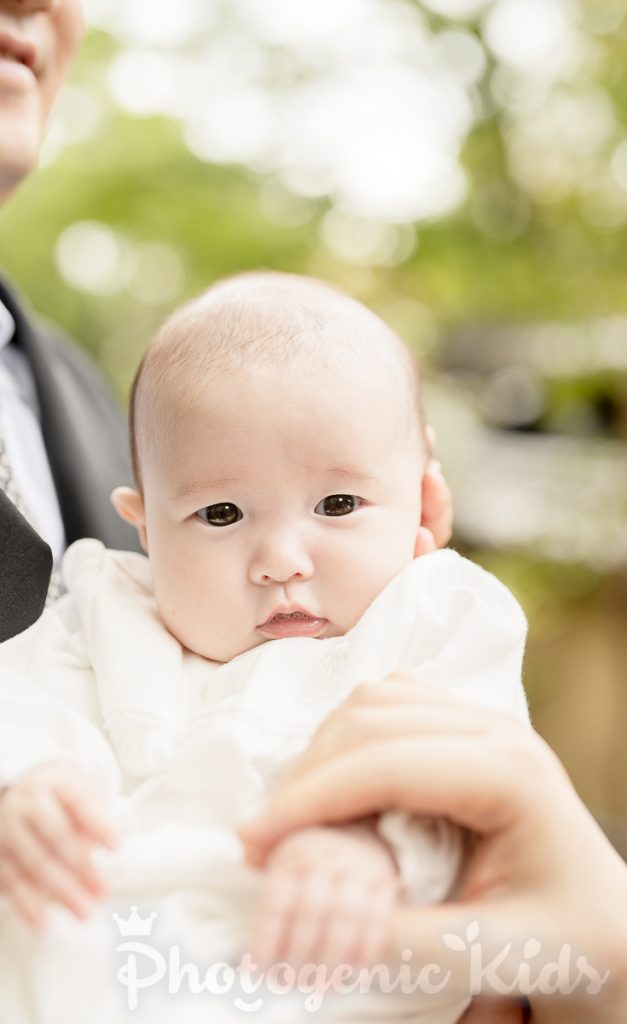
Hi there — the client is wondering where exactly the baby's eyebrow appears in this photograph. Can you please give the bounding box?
[171,466,376,501]
[317,466,377,483]
[172,475,239,500]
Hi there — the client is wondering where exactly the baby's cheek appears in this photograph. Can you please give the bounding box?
[336,563,403,629]
[155,588,213,657]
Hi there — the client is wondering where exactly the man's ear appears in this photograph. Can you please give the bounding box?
[111,487,148,552]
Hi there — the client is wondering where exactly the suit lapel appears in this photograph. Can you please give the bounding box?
[0,489,51,641]
[0,278,139,550]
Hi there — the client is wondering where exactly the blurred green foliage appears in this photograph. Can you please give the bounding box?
[1,5,627,398]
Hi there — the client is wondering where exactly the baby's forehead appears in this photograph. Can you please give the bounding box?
[171,277,412,385]
[173,325,414,439]
[134,274,424,480]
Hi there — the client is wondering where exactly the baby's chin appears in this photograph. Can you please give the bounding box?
[166,621,349,663]
[158,607,254,663]
[172,631,286,664]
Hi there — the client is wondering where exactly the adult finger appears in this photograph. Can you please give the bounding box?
[289,679,513,779]
[332,677,508,714]
[240,735,525,863]
[290,700,520,781]
[459,997,528,1023]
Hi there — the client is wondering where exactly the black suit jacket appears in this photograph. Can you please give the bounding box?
[0,278,140,641]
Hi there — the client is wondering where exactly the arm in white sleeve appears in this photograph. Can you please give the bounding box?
[0,592,121,794]
[62,539,187,778]
[0,669,121,795]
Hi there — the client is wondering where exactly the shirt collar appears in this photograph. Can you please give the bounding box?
[0,298,15,353]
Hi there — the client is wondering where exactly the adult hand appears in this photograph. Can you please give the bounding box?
[240,680,627,1023]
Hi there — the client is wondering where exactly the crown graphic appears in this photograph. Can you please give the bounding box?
[112,906,157,937]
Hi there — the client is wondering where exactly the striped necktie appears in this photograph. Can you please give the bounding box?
[0,425,63,604]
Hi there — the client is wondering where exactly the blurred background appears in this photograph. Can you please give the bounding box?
[1,0,626,852]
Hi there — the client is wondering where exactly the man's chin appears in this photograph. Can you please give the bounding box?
[0,157,35,203]
[0,121,41,202]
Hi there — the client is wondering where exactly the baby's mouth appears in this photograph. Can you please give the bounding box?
[258,610,327,639]
[270,611,312,622]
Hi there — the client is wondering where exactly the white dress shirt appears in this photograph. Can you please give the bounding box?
[0,298,65,564]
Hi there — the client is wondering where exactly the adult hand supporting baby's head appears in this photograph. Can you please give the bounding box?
[238,682,627,1022]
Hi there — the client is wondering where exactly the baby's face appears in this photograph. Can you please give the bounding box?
[137,361,425,662]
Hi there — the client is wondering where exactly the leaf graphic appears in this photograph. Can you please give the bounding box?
[443,933,467,952]
[524,938,542,958]
[466,921,480,943]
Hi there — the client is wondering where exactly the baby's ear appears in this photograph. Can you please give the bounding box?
[111,487,148,552]
[413,525,437,559]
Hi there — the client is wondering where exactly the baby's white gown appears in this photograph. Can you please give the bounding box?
[0,540,528,1023]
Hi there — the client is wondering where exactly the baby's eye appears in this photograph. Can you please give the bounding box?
[314,494,362,517]
[195,502,243,527]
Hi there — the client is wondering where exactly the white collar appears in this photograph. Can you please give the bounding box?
[0,298,15,353]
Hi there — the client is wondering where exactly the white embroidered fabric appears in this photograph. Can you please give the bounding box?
[0,540,528,1022]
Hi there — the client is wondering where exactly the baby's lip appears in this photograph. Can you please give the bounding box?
[258,606,327,638]
[259,605,317,626]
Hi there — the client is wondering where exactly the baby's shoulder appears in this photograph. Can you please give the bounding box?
[62,538,152,596]
[347,549,526,669]
[402,548,523,617]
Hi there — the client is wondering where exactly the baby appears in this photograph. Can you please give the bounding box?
[0,273,528,1023]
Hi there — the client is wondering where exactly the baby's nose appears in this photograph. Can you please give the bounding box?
[249,531,314,585]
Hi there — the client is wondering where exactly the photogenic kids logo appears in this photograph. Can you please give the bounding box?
[112,908,610,1013]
